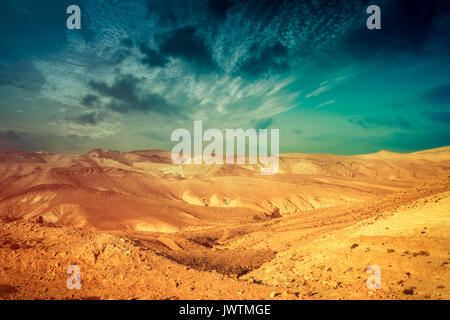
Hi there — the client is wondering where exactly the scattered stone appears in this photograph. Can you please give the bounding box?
[270,291,280,298]
[403,288,415,295]
[287,290,299,297]
[350,243,359,249]
[412,250,430,257]
[387,249,395,253]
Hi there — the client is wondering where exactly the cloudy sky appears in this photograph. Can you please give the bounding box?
[0,0,449,154]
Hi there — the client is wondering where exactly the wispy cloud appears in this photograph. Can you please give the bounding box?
[349,117,411,129]
[315,100,336,109]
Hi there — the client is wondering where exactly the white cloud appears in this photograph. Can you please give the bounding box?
[315,100,336,109]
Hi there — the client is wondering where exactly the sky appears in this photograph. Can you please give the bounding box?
[0,0,449,155]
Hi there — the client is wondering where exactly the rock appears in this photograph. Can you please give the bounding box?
[270,291,280,298]
[403,288,415,295]
[286,290,299,297]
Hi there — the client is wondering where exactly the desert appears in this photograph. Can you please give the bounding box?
[0,146,448,300]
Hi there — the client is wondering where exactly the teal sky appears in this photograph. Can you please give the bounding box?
[0,0,449,154]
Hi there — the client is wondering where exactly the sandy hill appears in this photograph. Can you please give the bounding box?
[0,147,449,232]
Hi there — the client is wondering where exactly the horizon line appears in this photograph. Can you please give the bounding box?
[1,145,449,158]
